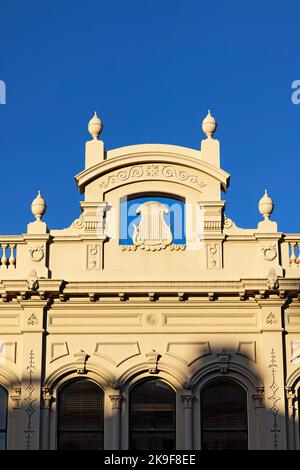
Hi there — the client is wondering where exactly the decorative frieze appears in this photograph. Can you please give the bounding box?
[99,164,207,193]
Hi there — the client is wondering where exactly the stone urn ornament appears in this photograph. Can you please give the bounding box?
[31,191,47,221]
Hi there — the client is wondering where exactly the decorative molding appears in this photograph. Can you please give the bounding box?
[236,342,256,362]
[262,244,277,261]
[99,164,207,192]
[207,243,220,269]
[132,201,173,251]
[268,349,281,449]
[140,312,165,327]
[217,350,231,374]
[145,349,160,374]
[11,387,21,409]
[223,215,233,229]
[181,394,195,408]
[26,270,39,291]
[72,214,84,229]
[291,340,300,363]
[109,394,123,410]
[50,342,69,363]
[28,245,44,262]
[94,342,140,367]
[41,387,53,409]
[252,386,265,408]
[74,350,89,374]
[27,313,38,326]
[86,245,101,270]
[0,342,17,363]
[122,243,186,252]
[24,350,36,450]
[267,268,279,290]
[166,342,211,366]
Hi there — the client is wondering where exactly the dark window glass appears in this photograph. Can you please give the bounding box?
[0,386,7,450]
[58,380,104,450]
[201,379,248,450]
[129,379,176,450]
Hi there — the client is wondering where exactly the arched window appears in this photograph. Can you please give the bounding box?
[201,379,248,450]
[0,386,7,450]
[129,379,176,450]
[57,380,104,450]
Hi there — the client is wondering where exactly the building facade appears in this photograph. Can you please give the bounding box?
[0,111,300,450]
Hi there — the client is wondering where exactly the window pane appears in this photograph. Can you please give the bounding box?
[130,380,176,450]
[0,433,6,450]
[58,380,104,450]
[202,431,248,450]
[201,380,248,450]
[0,387,7,431]
[58,432,103,450]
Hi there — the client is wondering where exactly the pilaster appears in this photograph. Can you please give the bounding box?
[258,299,287,449]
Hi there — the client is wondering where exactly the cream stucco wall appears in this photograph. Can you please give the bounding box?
[0,112,299,450]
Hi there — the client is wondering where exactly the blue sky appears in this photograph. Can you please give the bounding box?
[0,1,299,234]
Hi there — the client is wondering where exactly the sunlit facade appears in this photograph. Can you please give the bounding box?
[0,111,300,450]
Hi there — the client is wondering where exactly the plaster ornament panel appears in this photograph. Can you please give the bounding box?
[94,342,140,367]
[86,244,101,269]
[206,243,221,269]
[262,244,277,261]
[132,201,173,251]
[50,342,69,363]
[236,341,256,362]
[28,245,44,262]
[99,164,207,192]
[140,312,166,327]
[166,342,211,366]
[291,340,300,363]
[0,341,17,363]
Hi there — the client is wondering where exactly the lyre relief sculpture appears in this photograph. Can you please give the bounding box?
[132,201,173,251]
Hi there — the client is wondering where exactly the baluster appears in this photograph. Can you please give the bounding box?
[1,244,8,268]
[290,242,296,265]
[297,242,300,265]
[8,244,16,268]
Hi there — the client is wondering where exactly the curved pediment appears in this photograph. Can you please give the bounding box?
[75,144,230,195]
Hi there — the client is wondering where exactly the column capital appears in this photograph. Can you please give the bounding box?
[109,394,124,410]
[181,394,195,408]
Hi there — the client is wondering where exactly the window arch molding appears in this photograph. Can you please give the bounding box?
[189,363,262,451]
[44,364,117,450]
[119,366,187,450]
[285,368,300,449]
[0,366,21,450]
[56,378,105,450]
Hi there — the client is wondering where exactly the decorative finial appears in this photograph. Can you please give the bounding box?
[31,191,47,221]
[202,109,217,139]
[88,111,103,140]
[258,189,274,220]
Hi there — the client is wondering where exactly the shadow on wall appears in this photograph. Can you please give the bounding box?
[1,340,298,450]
